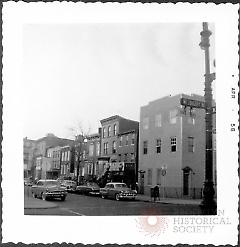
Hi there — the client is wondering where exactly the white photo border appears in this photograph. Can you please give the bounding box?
[2,2,239,245]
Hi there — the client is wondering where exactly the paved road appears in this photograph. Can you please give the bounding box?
[25,192,202,216]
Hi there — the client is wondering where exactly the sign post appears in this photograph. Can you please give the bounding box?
[161,165,167,199]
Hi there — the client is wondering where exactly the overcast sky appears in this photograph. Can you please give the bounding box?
[22,23,215,140]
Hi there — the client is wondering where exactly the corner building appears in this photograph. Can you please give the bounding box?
[139,94,216,199]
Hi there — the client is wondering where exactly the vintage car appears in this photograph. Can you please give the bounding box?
[24,177,33,186]
[100,182,137,201]
[76,182,100,196]
[60,180,77,192]
[31,179,67,201]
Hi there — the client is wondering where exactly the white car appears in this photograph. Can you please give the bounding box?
[100,182,137,201]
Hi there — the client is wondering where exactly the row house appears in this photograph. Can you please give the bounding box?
[60,145,75,179]
[25,133,74,180]
[46,146,61,179]
[23,137,36,178]
[99,115,139,186]
[84,132,101,181]
[139,94,216,199]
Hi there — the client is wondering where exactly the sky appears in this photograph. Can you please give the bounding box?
[22,23,215,140]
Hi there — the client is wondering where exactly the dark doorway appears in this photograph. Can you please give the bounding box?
[183,168,191,196]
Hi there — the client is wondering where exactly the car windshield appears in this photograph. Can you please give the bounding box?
[115,184,127,188]
[44,181,59,186]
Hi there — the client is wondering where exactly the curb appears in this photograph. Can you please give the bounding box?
[136,198,201,206]
[24,204,59,210]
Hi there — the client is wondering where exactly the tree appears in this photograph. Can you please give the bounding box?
[68,122,91,184]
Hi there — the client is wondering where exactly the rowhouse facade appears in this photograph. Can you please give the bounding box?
[99,115,139,187]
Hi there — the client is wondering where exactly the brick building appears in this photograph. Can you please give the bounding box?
[23,137,36,178]
[84,131,101,181]
[60,145,75,179]
[99,115,139,186]
[139,94,216,198]
[25,133,74,180]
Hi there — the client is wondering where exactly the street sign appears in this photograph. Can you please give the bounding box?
[180,98,206,109]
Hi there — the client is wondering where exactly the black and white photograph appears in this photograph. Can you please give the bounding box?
[22,21,217,216]
[2,2,239,245]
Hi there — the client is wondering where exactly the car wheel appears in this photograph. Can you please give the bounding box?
[32,192,36,198]
[41,193,47,201]
[60,196,66,201]
[101,194,106,199]
[115,193,120,201]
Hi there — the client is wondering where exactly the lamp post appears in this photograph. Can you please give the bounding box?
[199,22,217,214]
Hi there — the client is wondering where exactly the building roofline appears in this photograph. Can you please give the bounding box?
[100,115,123,124]
[144,93,205,107]
[118,129,137,136]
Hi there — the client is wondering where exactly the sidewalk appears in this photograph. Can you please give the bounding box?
[24,196,58,209]
[136,194,201,205]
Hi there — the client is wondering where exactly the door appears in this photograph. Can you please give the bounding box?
[183,171,189,196]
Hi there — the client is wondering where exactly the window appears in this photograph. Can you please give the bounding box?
[171,137,177,152]
[156,139,161,153]
[125,135,128,146]
[170,109,178,124]
[67,150,70,161]
[108,126,111,137]
[96,142,100,156]
[112,141,116,154]
[113,124,117,136]
[119,136,123,147]
[188,137,194,152]
[103,127,106,138]
[89,143,94,156]
[143,117,149,130]
[104,142,108,155]
[156,168,161,185]
[118,154,121,162]
[124,153,128,162]
[131,134,135,145]
[147,169,152,185]
[143,141,148,155]
[155,114,162,127]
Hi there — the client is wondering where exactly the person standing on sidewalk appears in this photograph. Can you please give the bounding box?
[153,185,160,202]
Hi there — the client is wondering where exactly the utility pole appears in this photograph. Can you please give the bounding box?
[199,22,217,214]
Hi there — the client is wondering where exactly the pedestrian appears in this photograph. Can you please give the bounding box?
[135,182,139,193]
[153,185,160,202]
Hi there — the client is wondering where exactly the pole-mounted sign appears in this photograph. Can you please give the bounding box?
[180,97,216,114]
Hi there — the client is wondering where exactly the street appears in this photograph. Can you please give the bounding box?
[25,192,202,216]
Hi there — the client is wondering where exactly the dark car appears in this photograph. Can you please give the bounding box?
[100,182,137,201]
[76,182,100,196]
[31,179,67,201]
[60,180,77,192]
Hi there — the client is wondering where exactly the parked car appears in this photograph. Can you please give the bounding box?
[60,180,77,192]
[100,182,137,201]
[24,178,33,186]
[76,182,100,196]
[31,179,67,201]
